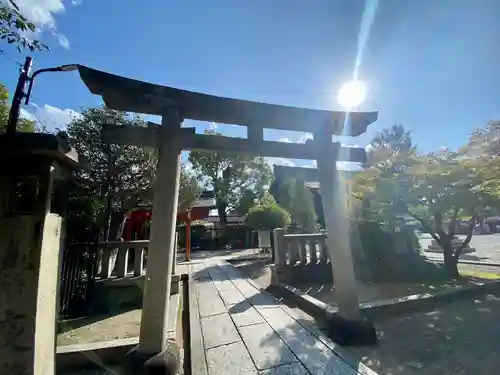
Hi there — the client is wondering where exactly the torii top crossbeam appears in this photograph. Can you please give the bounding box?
[77,66,377,137]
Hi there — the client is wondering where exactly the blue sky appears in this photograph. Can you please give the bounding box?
[1,0,500,169]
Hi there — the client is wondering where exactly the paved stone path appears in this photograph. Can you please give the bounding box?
[189,259,376,375]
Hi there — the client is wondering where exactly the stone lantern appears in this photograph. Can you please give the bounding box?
[0,131,79,375]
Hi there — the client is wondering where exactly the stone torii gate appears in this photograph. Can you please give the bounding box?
[76,66,378,371]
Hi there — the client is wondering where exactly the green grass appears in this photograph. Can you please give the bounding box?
[461,270,500,280]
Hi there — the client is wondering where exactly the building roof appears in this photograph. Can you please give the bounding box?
[77,66,378,136]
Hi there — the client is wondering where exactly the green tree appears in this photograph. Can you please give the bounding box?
[462,120,500,199]
[0,0,49,53]
[178,165,203,214]
[65,107,157,240]
[235,188,257,216]
[367,124,416,171]
[0,82,36,133]
[244,192,291,230]
[188,130,272,226]
[351,125,416,227]
[277,178,317,231]
[404,150,496,276]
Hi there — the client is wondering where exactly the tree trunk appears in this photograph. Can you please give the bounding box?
[217,201,228,228]
[442,241,459,277]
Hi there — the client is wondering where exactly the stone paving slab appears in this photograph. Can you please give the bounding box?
[205,341,257,375]
[228,301,266,327]
[213,278,238,292]
[239,323,297,370]
[201,312,241,349]
[259,362,310,375]
[196,281,220,299]
[198,294,227,317]
[219,288,246,305]
[194,260,377,375]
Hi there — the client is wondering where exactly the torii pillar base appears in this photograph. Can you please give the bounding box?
[324,315,377,346]
[122,342,180,375]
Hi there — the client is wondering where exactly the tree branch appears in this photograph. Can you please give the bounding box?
[454,216,476,261]
[448,208,459,237]
[411,212,441,244]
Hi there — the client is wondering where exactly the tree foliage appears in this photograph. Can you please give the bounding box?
[0,0,49,53]
[188,130,272,226]
[352,125,417,227]
[462,120,500,197]
[244,192,291,230]
[353,123,499,276]
[403,150,496,275]
[64,106,203,241]
[64,107,157,240]
[66,107,157,210]
[178,166,203,214]
[235,188,257,216]
[276,178,317,231]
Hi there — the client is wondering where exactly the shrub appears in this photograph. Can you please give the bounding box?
[245,193,291,230]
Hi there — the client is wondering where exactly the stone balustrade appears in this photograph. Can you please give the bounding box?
[273,229,329,266]
[97,234,178,279]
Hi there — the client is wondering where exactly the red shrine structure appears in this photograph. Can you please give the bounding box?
[118,190,216,260]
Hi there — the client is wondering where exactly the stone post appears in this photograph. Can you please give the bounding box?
[298,237,307,264]
[137,110,182,357]
[116,246,129,277]
[134,247,145,277]
[309,238,318,264]
[0,132,79,375]
[314,137,360,320]
[272,228,285,265]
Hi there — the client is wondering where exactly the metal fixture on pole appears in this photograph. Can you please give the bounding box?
[5,57,78,135]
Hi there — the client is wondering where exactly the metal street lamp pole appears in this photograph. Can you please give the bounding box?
[5,56,79,135]
[6,56,32,135]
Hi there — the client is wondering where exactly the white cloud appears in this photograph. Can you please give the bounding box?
[71,0,82,5]
[22,103,81,131]
[278,137,292,143]
[208,122,218,130]
[20,108,37,122]
[298,133,313,143]
[305,160,317,168]
[52,31,69,49]
[337,161,363,171]
[15,0,72,49]
[265,157,296,167]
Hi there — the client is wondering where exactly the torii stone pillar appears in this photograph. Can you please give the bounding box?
[314,137,360,319]
[130,110,182,370]
[313,133,377,345]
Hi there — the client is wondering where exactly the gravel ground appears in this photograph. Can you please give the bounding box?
[349,292,500,375]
